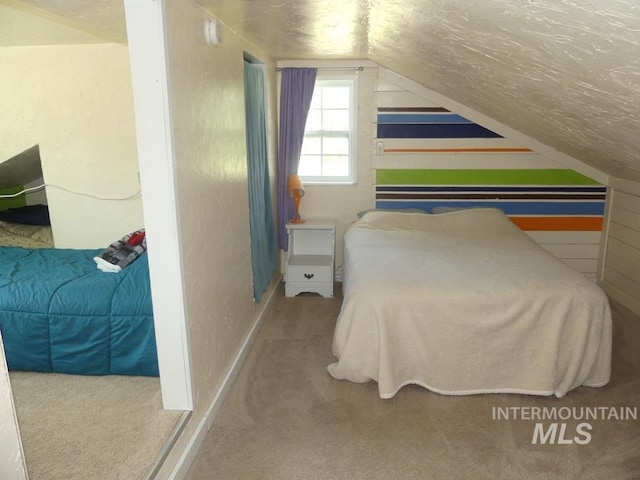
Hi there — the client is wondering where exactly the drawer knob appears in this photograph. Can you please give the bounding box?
[304,273,315,279]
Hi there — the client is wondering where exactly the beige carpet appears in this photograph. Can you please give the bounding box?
[9,372,184,480]
[186,285,640,480]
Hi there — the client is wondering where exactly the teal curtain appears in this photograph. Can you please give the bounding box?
[244,61,277,301]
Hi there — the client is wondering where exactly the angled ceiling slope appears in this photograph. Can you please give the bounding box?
[0,145,42,189]
[197,0,640,183]
[12,0,640,182]
[0,0,125,45]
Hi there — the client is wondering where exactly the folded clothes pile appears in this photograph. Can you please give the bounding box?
[94,229,146,273]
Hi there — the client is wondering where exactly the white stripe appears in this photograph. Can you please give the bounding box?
[375,154,556,170]
[525,231,603,244]
[378,137,525,150]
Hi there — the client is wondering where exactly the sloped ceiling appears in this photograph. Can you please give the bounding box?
[6,0,640,182]
[0,145,42,189]
[0,0,120,45]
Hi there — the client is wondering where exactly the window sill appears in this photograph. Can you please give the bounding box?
[302,181,356,186]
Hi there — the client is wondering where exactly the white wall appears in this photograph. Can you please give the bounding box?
[24,177,47,206]
[0,44,143,248]
[602,177,640,315]
[131,1,281,476]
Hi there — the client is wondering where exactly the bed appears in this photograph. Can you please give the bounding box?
[0,220,53,248]
[0,214,158,377]
[327,208,612,398]
[0,204,53,248]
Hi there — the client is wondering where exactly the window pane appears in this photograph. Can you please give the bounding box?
[322,156,349,176]
[305,110,322,131]
[322,110,350,131]
[298,155,322,176]
[323,136,349,155]
[298,77,355,183]
[309,90,321,109]
[321,86,350,109]
[301,136,321,155]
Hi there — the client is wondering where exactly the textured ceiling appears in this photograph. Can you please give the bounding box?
[0,0,122,45]
[197,0,640,182]
[6,0,640,181]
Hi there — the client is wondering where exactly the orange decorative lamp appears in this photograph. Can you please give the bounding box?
[288,174,305,224]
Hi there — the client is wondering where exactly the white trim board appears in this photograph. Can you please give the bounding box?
[596,186,614,283]
[123,0,192,411]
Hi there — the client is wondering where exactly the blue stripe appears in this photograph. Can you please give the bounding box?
[375,186,607,193]
[377,123,502,139]
[377,114,472,124]
[374,201,605,215]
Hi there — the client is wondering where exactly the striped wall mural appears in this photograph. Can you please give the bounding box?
[374,77,606,280]
[377,108,502,140]
[375,169,605,232]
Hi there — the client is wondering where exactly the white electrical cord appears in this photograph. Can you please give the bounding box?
[0,183,141,201]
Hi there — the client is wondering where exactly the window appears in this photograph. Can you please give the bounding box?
[298,76,357,184]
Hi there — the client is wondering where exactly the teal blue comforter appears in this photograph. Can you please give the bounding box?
[0,246,158,376]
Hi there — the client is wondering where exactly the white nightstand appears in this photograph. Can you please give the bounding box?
[285,220,335,298]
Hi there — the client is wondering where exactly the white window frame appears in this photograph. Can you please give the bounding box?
[298,74,358,184]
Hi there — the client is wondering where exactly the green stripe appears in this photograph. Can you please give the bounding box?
[0,186,26,211]
[376,169,600,186]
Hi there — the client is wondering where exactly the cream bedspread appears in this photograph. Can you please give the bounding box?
[327,209,612,399]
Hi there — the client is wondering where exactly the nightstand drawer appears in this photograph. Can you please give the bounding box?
[287,265,332,283]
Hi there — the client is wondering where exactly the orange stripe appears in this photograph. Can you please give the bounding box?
[384,147,532,153]
[509,216,603,231]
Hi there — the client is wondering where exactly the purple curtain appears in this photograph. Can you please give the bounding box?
[277,67,317,250]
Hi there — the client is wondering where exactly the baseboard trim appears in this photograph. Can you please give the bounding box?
[165,278,280,479]
[144,411,191,480]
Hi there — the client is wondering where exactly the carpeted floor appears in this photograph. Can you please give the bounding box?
[9,372,184,480]
[186,284,640,480]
